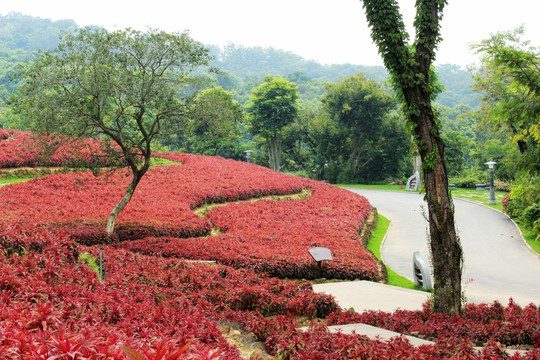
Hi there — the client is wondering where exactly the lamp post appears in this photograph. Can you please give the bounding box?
[244,150,253,163]
[485,161,497,204]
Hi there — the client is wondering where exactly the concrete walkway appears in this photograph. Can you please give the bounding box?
[313,280,429,313]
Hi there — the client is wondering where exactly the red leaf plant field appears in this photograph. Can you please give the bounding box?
[1,143,540,358]
[0,129,115,169]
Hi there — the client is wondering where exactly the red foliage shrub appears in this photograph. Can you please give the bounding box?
[326,300,540,349]
[0,129,115,168]
[0,169,213,243]
[0,241,343,358]
[2,151,380,280]
[0,128,11,140]
[2,141,538,358]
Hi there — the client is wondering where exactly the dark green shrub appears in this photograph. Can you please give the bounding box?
[503,173,539,240]
[522,203,540,229]
[449,175,484,189]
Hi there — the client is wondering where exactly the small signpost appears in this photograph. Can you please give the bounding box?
[309,247,332,269]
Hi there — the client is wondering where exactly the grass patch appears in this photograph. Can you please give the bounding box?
[78,252,100,274]
[449,188,506,212]
[518,225,540,255]
[150,157,181,167]
[339,184,407,191]
[0,176,34,188]
[366,214,389,259]
[368,214,426,291]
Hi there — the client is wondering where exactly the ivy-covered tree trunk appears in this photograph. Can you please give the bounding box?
[361,0,463,314]
[409,97,463,315]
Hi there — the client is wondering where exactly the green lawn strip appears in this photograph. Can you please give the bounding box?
[338,184,407,192]
[519,226,540,254]
[0,156,178,187]
[449,188,506,212]
[368,214,425,291]
[0,176,34,188]
[150,157,181,167]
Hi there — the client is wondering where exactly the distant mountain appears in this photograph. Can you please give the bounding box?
[0,13,478,112]
[0,12,77,52]
[209,44,478,108]
[0,13,78,102]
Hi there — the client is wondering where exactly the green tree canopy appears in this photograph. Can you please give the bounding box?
[184,86,245,157]
[472,27,539,172]
[11,27,213,233]
[247,76,298,171]
[319,74,405,180]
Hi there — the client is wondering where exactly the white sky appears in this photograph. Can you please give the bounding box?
[1,0,538,67]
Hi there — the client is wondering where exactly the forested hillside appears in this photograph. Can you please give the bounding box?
[0,13,77,101]
[208,44,478,108]
[0,12,486,184]
[0,13,476,112]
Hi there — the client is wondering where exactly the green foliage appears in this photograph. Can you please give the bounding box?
[0,13,77,51]
[421,146,438,172]
[78,252,100,274]
[522,204,540,230]
[471,27,540,173]
[504,174,540,240]
[0,13,78,128]
[309,74,410,183]
[441,130,469,176]
[448,173,484,189]
[174,86,245,157]
[210,43,390,83]
[471,27,540,242]
[436,65,478,108]
[247,76,299,171]
[248,76,299,138]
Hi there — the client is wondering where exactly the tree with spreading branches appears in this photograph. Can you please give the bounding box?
[12,27,213,234]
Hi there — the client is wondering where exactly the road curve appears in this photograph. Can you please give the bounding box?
[347,188,540,306]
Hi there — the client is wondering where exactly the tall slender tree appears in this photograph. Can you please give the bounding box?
[248,76,298,172]
[360,0,463,314]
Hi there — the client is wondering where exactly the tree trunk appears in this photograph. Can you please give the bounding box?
[105,170,142,234]
[359,0,462,314]
[413,104,463,314]
[267,137,282,172]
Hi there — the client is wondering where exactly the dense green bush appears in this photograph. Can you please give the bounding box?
[522,203,540,230]
[503,173,540,240]
[449,174,485,188]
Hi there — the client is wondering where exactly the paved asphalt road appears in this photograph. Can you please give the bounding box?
[347,189,540,306]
